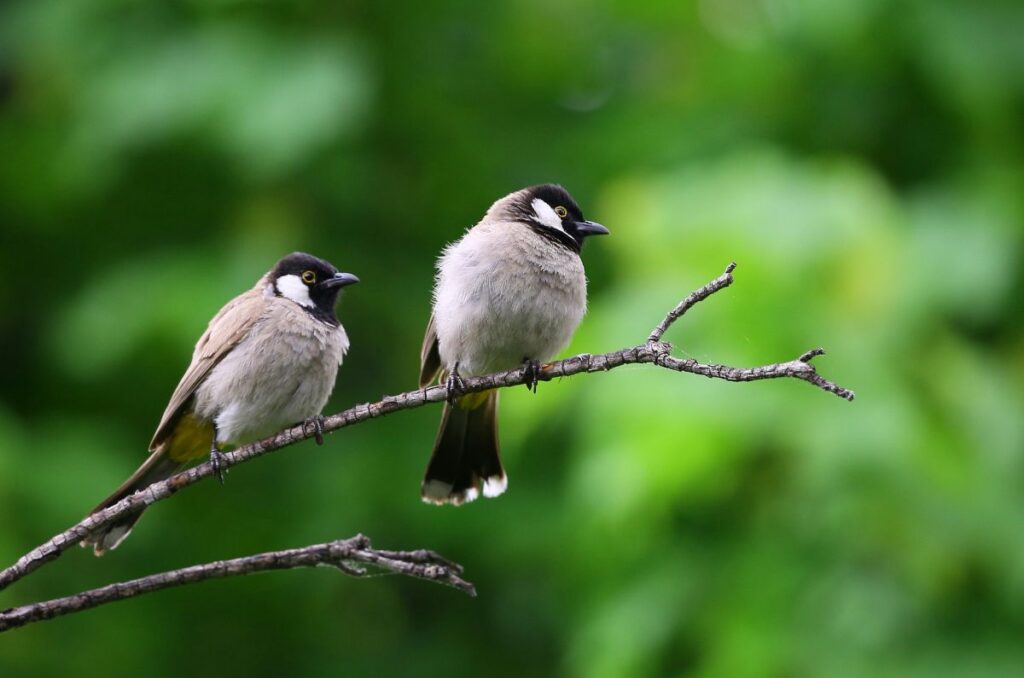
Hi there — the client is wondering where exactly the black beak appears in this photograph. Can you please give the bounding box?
[575,220,610,237]
[321,272,360,289]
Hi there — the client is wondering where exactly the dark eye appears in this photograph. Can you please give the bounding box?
[301,270,316,284]
[554,206,568,219]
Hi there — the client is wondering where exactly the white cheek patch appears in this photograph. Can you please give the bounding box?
[275,274,314,308]
[531,198,566,233]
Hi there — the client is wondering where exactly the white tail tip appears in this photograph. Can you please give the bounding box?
[421,474,508,505]
[482,474,508,498]
[420,480,480,506]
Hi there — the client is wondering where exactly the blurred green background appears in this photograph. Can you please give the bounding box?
[1,0,1022,676]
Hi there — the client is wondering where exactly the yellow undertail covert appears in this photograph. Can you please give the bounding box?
[165,413,216,463]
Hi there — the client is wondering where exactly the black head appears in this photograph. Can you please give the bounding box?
[269,252,359,325]
[507,184,610,253]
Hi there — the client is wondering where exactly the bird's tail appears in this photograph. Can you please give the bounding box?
[421,390,506,505]
[82,447,184,556]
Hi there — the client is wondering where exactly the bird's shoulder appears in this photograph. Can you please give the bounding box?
[193,286,270,357]
[444,219,560,263]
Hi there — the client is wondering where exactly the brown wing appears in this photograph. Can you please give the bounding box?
[419,312,442,388]
[149,287,266,451]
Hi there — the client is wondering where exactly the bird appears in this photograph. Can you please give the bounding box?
[419,184,609,505]
[83,252,359,555]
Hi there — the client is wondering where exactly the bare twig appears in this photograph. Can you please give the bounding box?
[0,262,853,600]
[648,262,737,343]
[0,535,474,632]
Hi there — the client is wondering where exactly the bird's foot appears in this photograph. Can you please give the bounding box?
[445,363,467,405]
[522,358,542,393]
[305,415,326,446]
[209,445,228,485]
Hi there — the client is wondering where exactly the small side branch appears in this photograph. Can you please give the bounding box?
[647,262,736,343]
[0,536,474,632]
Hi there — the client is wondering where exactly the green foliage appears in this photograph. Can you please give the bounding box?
[1,0,1022,676]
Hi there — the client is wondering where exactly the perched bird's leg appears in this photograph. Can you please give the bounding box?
[522,358,542,393]
[445,363,467,405]
[209,437,228,485]
[304,415,326,445]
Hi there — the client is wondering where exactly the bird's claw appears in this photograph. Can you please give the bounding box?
[306,415,326,445]
[209,446,228,485]
[522,358,542,393]
[445,364,467,405]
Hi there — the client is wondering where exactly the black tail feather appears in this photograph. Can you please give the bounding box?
[421,391,505,505]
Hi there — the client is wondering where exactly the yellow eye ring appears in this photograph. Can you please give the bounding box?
[301,270,316,284]
[554,205,568,219]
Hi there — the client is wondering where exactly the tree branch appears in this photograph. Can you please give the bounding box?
[0,262,853,610]
[0,535,474,632]
[648,261,737,343]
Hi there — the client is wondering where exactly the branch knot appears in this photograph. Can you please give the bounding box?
[646,340,673,366]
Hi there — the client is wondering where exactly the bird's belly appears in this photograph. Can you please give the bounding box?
[439,274,586,376]
[193,330,341,445]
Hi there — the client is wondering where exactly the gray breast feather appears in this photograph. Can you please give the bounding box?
[432,221,587,376]
[194,298,349,445]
